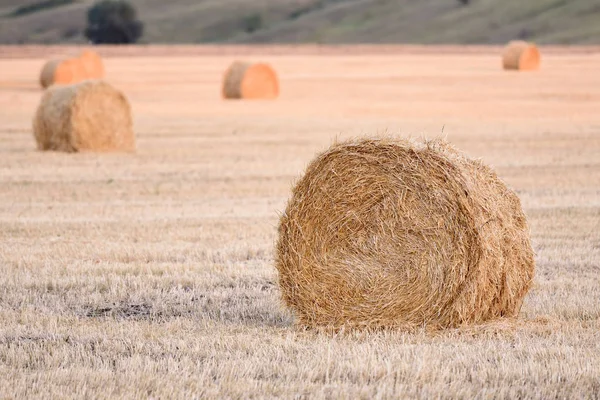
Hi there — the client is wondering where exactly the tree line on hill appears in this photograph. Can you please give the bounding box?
[80,0,474,45]
[85,0,143,44]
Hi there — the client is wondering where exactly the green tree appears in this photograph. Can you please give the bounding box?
[85,0,143,44]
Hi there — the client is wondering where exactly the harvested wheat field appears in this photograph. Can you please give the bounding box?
[0,45,599,399]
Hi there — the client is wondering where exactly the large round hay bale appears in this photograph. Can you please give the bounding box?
[276,138,535,330]
[33,80,135,152]
[39,58,86,89]
[222,61,279,99]
[79,49,105,80]
[502,41,541,71]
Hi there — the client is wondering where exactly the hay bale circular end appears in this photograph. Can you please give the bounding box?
[276,138,535,330]
[222,61,279,99]
[39,58,86,89]
[80,49,105,80]
[502,41,540,71]
[33,80,135,153]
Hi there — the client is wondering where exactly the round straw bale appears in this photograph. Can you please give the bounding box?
[39,58,86,89]
[276,138,535,330]
[33,80,135,152]
[222,61,279,99]
[79,49,105,80]
[502,41,541,71]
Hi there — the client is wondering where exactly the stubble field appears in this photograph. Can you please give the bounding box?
[0,46,599,399]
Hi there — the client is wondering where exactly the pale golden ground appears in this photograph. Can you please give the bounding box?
[0,47,599,399]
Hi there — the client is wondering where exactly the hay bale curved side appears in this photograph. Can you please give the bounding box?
[33,85,76,151]
[39,58,86,89]
[275,138,535,329]
[502,41,541,71]
[40,60,61,89]
[80,49,105,80]
[33,81,135,152]
[222,61,248,99]
[222,61,279,99]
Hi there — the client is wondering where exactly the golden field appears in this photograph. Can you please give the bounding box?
[0,46,599,398]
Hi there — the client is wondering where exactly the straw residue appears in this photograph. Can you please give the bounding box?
[276,138,535,330]
[33,80,135,152]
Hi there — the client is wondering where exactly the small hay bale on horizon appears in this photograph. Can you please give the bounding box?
[39,49,105,88]
[33,80,135,153]
[222,61,279,99]
[276,138,535,330]
[502,40,541,71]
[39,58,86,89]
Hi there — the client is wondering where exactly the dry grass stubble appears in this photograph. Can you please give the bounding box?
[0,48,599,399]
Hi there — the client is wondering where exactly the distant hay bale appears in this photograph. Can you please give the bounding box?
[39,58,86,89]
[33,80,135,152]
[40,50,105,88]
[222,61,279,99]
[79,49,105,80]
[502,41,541,71]
[276,138,535,330]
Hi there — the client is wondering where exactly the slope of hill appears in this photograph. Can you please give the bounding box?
[1,0,599,44]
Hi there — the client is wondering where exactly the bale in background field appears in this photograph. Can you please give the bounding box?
[276,138,535,330]
[39,50,105,88]
[222,61,279,99]
[80,49,105,80]
[502,41,541,71]
[39,58,86,89]
[33,80,135,152]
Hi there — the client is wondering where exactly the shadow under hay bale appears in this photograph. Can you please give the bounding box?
[39,58,86,89]
[33,80,135,153]
[276,138,535,330]
[80,49,105,80]
[502,41,541,71]
[222,61,279,99]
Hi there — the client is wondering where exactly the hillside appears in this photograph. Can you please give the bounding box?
[1,0,600,44]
